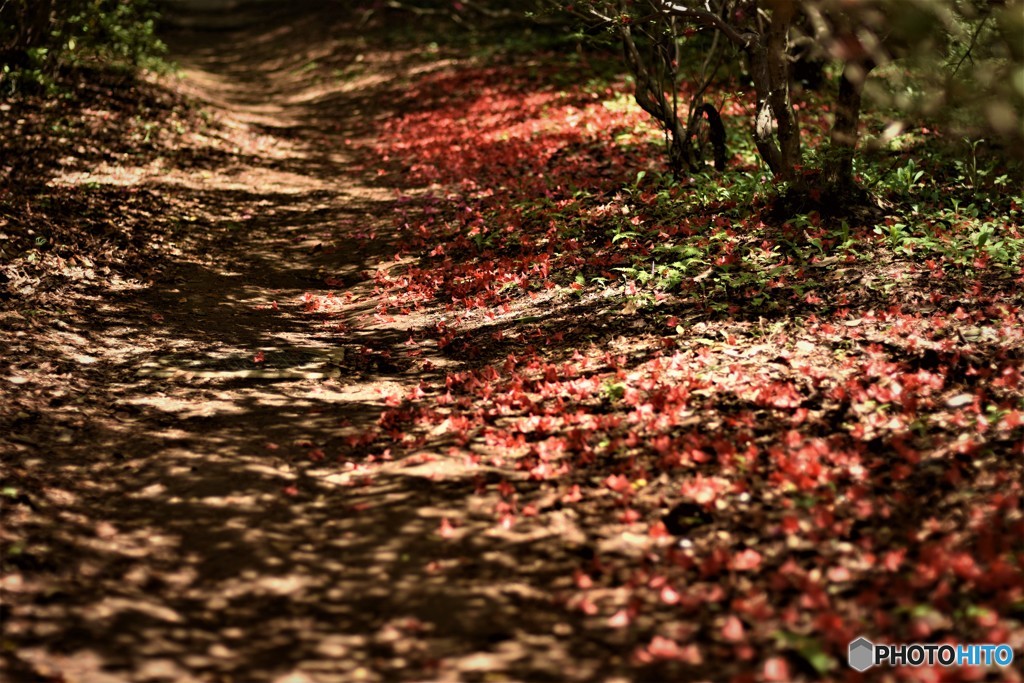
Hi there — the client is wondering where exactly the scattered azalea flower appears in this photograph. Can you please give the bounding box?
[763,656,790,681]
[607,609,631,628]
[660,585,680,605]
[604,474,631,493]
[721,615,745,642]
[562,484,583,503]
[647,635,681,659]
[731,549,763,571]
[438,517,456,539]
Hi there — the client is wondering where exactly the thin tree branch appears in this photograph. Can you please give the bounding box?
[654,0,752,49]
[952,12,991,76]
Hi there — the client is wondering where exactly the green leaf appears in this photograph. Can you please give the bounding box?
[804,645,836,675]
[774,631,836,675]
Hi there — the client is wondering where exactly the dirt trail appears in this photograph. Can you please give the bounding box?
[2,6,604,682]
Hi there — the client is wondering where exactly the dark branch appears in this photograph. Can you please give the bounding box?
[653,0,752,48]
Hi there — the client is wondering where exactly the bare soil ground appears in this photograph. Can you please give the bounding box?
[2,6,591,682]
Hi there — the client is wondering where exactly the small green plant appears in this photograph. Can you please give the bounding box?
[891,159,926,196]
[951,137,989,189]
[874,221,910,251]
[601,380,626,402]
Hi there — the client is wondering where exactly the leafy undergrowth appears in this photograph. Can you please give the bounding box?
[312,56,1024,680]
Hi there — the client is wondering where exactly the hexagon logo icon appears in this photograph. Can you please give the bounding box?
[848,637,875,672]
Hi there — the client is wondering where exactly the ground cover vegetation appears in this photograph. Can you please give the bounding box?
[1,0,166,91]
[1,1,1023,681]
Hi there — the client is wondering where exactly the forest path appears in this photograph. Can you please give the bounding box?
[2,6,598,682]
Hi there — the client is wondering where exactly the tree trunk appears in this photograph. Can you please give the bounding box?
[765,15,801,181]
[745,6,800,182]
[747,42,784,175]
[823,60,874,195]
